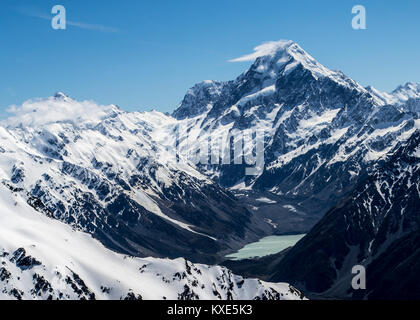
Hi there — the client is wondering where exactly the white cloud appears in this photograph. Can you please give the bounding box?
[2,95,118,128]
[229,40,293,62]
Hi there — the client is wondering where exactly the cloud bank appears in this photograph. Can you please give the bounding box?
[2,95,118,128]
[229,40,293,62]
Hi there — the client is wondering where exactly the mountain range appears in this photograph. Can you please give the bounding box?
[1,40,419,300]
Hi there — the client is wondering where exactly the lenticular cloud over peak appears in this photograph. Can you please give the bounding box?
[2,94,119,128]
[229,40,295,62]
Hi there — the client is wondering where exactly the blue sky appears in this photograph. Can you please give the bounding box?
[1,0,419,115]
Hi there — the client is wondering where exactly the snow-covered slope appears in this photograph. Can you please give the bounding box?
[0,181,304,300]
[0,94,261,264]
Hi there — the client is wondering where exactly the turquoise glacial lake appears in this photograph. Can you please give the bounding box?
[226,234,306,260]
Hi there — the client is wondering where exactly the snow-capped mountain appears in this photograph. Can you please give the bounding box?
[169,40,419,233]
[1,39,419,300]
[169,40,420,299]
[2,40,418,252]
[392,82,420,102]
[0,94,265,264]
[0,181,304,300]
[269,130,420,299]
[366,82,420,105]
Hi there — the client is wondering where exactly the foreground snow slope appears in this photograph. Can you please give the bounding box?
[0,182,304,300]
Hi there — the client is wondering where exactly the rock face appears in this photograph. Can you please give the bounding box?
[269,131,420,299]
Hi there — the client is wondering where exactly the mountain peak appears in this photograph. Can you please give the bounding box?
[174,40,369,120]
[240,40,363,92]
[392,82,420,93]
[396,81,419,88]
[391,82,420,102]
[173,80,225,119]
[252,41,332,79]
[53,91,70,100]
